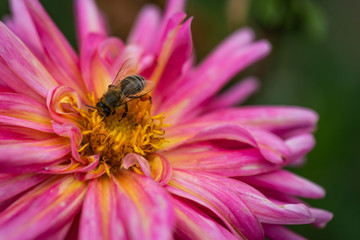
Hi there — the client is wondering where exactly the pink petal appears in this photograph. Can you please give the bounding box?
[309,208,333,228]
[47,86,82,124]
[153,17,193,104]
[0,137,70,173]
[80,34,123,99]
[162,38,270,123]
[128,4,161,53]
[79,171,174,240]
[24,0,87,99]
[0,93,53,132]
[239,170,325,199]
[163,143,279,176]
[155,0,187,53]
[165,123,290,164]
[149,153,173,186]
[52,122,84,164]
[8,0,44,57]
[0,22,58,98]
[167,170,264,240]
[172,197,238,240]
[202,77,260,112]
[0,58,43,102]
[0,125,54,144]
[263,224,306,240]
[75,0,108,46]
[197,106,318,137]
[285,133,315,163]
[0,173,48,203]
[0,175,87,239]
[123,153,152,178]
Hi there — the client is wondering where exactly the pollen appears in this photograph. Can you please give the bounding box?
[76,97,166,170]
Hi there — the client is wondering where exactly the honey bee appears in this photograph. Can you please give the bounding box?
[89,59,154,119]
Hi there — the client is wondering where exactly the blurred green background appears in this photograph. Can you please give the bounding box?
[1,0,359,239]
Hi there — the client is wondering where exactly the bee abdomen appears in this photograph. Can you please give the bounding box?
[121,75,146,95]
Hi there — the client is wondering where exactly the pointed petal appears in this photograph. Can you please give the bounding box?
[0,173,48,202]
[153,18,193,104]
[167,170,264,240]
[173,197,238,240]
[240,170,325,199]
[285,133,315,163]
[128,5,161,52]
[165,123,290,164]
[163,143,278,176]
[0,125,54,144]
[309,208,333,228]
[203,77,260,112]
[8,0,44,57]
[79,172,174,240]
[196,106,318,137]
[0,93,53,132]
[24,0,87,99]
[263,224,306,240]
[75,0,108,46]
[0,137,70,173]
[162,38,270,123]
[0,175,87,240]
[0,22,58,98]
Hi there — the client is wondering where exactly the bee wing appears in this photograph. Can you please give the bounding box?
[123,80,155,99]
[111,58,137,86]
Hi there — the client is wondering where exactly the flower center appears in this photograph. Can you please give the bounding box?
[77,96,166,169]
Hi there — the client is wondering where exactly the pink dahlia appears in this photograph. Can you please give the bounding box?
[0,0,332,239]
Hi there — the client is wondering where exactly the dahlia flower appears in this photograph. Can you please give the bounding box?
[0,0,332,239]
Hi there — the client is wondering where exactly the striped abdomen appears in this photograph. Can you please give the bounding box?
[120,75,146,96]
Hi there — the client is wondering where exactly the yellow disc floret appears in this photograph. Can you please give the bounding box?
[76,97,165,170]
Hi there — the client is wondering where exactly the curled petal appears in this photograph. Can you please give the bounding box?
[79,172,174,240]
[47,86,82,124]
[0,173,48,203]
[0,137,70,173]
[0,22,58,98]
[0,175,87,240]
[0,93,53,132]
[40,155,99,175]
[75,0,108,46]
[167,170,264,240]
[123,153,152,178]
[74,162,108,181]
[163,143,278,176]
[52,122,84,164]
[240,170,325,199]
[166,123,290,164]
[0,125,54,144]
[148,153,173,185]
[172,197,238,240]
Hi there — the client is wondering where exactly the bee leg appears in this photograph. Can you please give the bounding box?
[120,102,128,121]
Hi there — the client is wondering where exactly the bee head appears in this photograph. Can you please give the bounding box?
[96,101,111,117]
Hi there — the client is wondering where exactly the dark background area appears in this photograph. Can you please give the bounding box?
[1,0,359,239]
